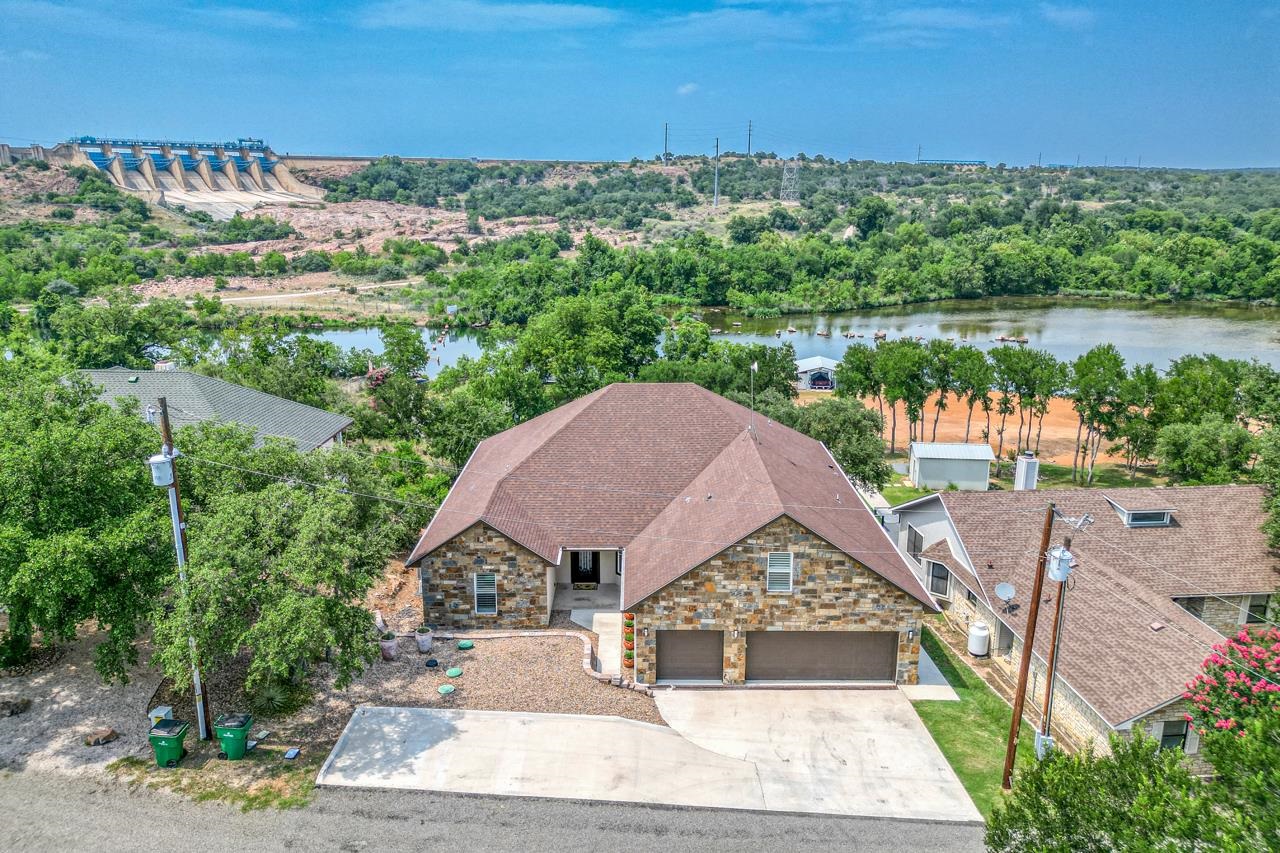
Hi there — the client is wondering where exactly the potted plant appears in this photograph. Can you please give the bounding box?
[623,640,634,651]
[414,626,433,653]
[623,651,635,669]
[378,631,400,661]
[623,619,634,629]
[623,612,636,620]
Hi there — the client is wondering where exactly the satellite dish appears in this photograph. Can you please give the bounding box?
[995,582,1016,603]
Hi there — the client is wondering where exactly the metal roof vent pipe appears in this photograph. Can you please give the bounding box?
[1014,451,1039,491]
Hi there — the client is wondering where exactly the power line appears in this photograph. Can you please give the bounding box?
[179,454,1043,561]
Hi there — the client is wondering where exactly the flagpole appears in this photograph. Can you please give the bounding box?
[750,360,757,439]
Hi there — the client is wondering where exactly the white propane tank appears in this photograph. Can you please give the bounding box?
[968,621,991,657]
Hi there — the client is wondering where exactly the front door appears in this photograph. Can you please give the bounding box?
[570,551,600,585]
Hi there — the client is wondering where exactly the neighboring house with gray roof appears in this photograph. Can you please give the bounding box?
[407,382,938,686]
[887,485,1279,772]
[81,366,352,451]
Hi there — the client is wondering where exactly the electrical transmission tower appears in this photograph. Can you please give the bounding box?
[779,159,800,204]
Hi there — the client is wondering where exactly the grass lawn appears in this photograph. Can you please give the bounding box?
[881,484,936,505]
[911,622,1035,821]
[990,459,1165,490]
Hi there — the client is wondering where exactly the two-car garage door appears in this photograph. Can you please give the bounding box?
[655,630,898,682]
[745,631,898,681]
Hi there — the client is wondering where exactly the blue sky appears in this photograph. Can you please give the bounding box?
[1,1,1277,167]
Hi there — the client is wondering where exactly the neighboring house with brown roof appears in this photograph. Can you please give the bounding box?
[887,485,1279,771]
[407,382,938,685]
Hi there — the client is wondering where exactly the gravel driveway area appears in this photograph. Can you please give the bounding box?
[0,631,163,775]
[293,634,663,744]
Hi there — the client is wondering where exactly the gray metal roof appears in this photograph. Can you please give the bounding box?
[795,356,838,373]
[909,442,996,462]
[80,367,352,451]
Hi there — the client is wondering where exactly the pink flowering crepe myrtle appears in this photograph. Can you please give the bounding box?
[1184,626,1280,736]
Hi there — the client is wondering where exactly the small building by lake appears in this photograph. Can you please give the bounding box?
[795,356,838,391]
[908,442,995,491]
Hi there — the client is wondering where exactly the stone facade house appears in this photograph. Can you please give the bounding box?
[888,485,1279,773]
[407,383,937,683]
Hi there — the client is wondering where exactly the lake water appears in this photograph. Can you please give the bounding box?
[307,297,1280,373]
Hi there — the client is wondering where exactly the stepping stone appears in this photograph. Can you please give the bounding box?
[446,667,463,678]
[457,640,474,650]
[438,684,455,695]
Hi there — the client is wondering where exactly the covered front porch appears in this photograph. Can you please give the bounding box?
[552,582,621,612]
[551,549,622,612]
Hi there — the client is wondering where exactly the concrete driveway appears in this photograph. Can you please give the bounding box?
[317,692,980,823]
[655,689,980,822]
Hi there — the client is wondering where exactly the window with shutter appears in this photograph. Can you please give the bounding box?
[766,552,793,593]
[474,573,498,615]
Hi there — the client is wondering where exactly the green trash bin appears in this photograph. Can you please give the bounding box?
[214,712,254,761]
[148,719,190,768]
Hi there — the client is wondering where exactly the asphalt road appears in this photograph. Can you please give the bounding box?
[0,771,986,852]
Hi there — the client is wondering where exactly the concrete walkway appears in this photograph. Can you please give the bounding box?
[654,690,981,823]
[569,609,622,677]
[900,646,960,701]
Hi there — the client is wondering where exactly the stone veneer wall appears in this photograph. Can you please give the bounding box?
[629,516,925,685]
[416,522,551,629]
[1195,594,1249,637]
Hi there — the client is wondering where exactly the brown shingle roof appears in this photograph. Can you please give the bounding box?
[927,485,1279,725]
[407,383,936,610]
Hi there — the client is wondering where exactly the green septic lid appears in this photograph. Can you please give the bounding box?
[446,667,463,678]
[437,684,455,695]
[457,640,474,650]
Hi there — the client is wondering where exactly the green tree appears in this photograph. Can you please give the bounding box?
[924,339,956,442]
[835,343,883,436]
[153,425,407,693]
[1155,415,1255,484]
[0,356,170,678]
[1068,345,1127,483]
[789,397,892,489]
[950,345,993,443]
[986,734,1220,852]
[874,340,929,454]
[380,324,430,375]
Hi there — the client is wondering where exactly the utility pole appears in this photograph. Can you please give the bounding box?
[1038,535,1075,754]
[747,120,752,157]
[916,144,922,163]
[1002,502,1056,789]
[148,398,212,740]
[1037,152,1042,167]
[663,122,669,165]
[713,137,720,208]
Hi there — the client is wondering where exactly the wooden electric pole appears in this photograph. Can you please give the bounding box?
[1002,502,1056,789]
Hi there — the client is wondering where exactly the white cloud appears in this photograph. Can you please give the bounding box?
[676,82,698,96]
[861,5,1013,48]
[360,0,619,31]
[1039,3,1097,29]
[628,7,811,48]
[196,8,300,30]
[0,47,49,62]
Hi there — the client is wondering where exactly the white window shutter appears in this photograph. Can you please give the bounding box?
[1185,724,1200,754]
[1147,720,1164,741]
[474,573,497,615]
[766,552,794,592]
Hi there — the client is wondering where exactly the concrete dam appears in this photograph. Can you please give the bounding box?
[1,136,324,219]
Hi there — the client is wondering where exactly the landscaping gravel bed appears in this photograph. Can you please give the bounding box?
[295,634,664,743]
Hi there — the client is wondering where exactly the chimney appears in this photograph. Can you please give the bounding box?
[1014,452,1039,491]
